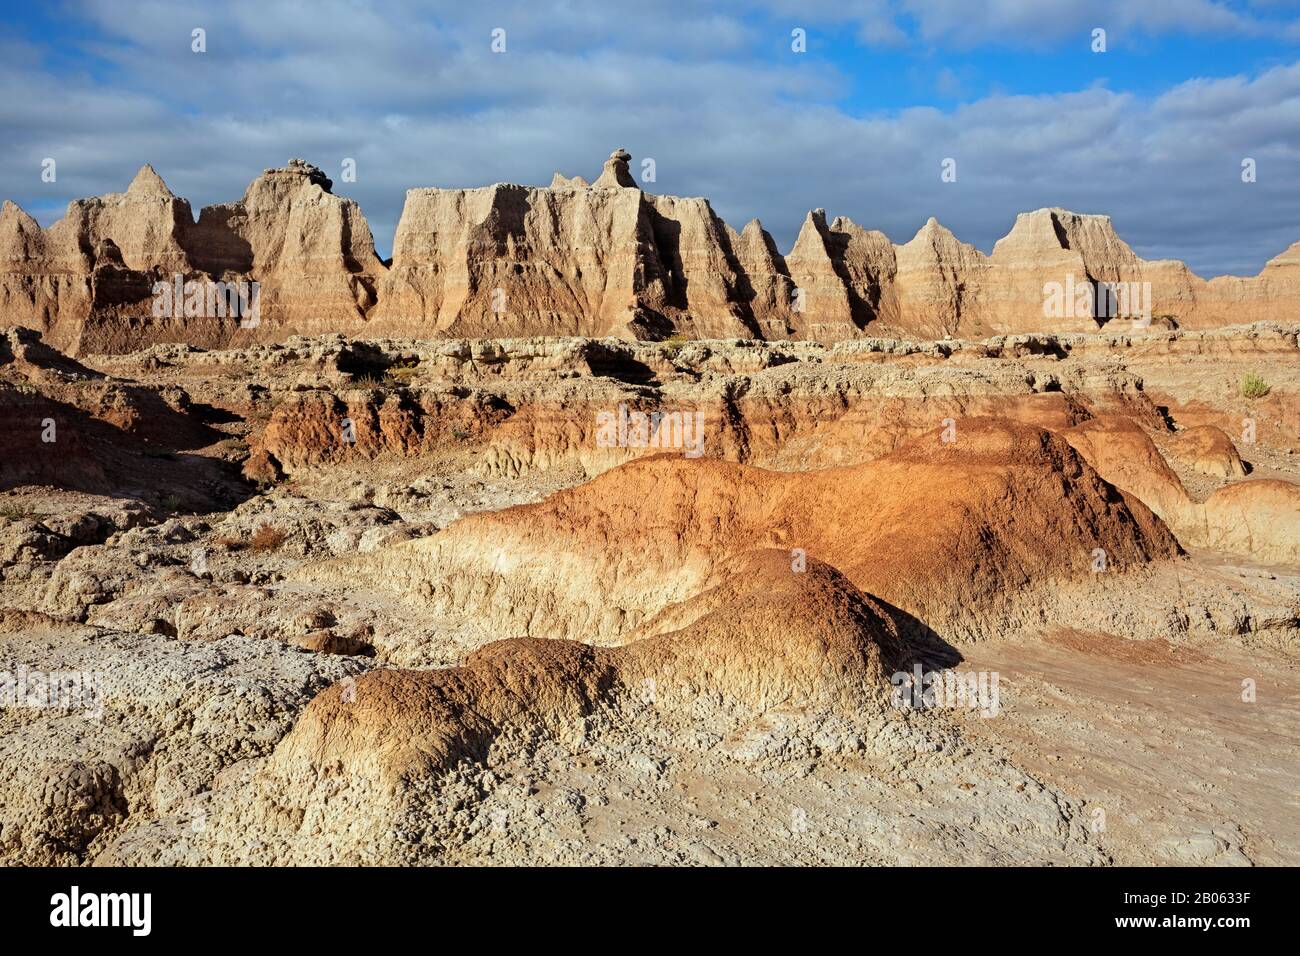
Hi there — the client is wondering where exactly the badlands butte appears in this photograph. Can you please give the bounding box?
[0,150,1297,868]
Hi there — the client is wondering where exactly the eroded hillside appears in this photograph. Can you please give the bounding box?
[1,321,1297,865]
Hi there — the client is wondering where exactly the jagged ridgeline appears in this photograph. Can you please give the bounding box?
[3,149,1298,355]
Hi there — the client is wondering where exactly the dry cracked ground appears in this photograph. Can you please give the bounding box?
[1,321,1297,866]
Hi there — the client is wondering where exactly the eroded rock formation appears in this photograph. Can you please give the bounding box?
[7,153,1300,356]
[2,321,1298,867]
[2,159,382,354]
[4,153,1298,354]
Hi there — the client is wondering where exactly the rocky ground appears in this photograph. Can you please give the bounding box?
[0,322,1296,866]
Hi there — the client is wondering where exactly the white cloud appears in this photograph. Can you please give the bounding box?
[900,0,1276,47]
[2,2,1298,277]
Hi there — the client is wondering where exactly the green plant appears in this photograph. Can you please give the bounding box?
[385,357,420,384]
[0,503,33,521]
[160,494,183,512]
[1241,372,1271,400]
[661,332,690,360]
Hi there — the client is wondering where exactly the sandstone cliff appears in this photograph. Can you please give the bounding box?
[2,160,382,354]
[368,149,765,340]
[3,151,1297,354]
[186,158,384,339]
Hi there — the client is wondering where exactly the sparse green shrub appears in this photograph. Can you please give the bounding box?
[385,358,420,384]
[1241,372,1271,399]
[661,333,690,361]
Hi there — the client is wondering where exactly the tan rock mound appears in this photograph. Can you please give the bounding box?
[272,551,909,788]
[1184,480,1300,566]
[1170,425,1248,478]
[1061,415,1299,566]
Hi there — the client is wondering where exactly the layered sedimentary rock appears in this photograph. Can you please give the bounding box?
[894,218,990,338]
[4,323,1299,867]
[186,158,384,338]
[369,149,764,340]
[3,151,1299,355]
[1061,415,1300,565]
[371,173,665,339]
[2,160,382,354]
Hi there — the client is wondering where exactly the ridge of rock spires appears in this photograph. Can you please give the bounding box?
[894,217,990,338]
[1262,240,1300,272]
[0,160,385,354]
[2,151,1298,355]
[549,172,590,189]
[63,163,196,274]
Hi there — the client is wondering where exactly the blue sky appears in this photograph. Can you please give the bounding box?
[4,0,1300,274]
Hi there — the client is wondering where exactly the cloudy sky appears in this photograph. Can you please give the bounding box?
[4,0,1300,275]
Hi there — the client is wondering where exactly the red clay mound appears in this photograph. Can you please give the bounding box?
[309,417,1179,644]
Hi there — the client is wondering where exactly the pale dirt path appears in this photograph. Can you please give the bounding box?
[958,626,1300,866]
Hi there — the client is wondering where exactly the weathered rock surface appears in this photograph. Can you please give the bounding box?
[1170,424,1248,478]
[1062,415,1300,565]
[299,419,1179,655]
[0,623,365,865]
[1,320,1297,867]
[3,160,382,354]
[5,155,1298,354]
